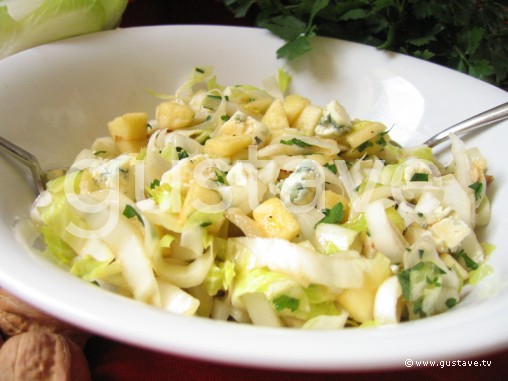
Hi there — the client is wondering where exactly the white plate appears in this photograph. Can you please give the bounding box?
[0,25,507,371]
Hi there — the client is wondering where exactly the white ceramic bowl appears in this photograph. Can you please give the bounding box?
[0,25,507,371]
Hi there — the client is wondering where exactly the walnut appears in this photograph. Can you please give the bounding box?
[0,290,89,347]
[0,331,91,381]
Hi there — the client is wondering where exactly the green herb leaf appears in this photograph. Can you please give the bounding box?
[457,249,479,270]
[316,202,344,226]
[176,147,189,160]
[276,34,314,60]
[214,170,227,185]
[376,134,387,147]
[468,182,483,201]
[280,137,311,148]
[260,15,308,42]
[356,140,373,152]
[223,0,508,89]
[445,298,457,309]
[123,205,144,225]
[223,0,255,18]
[412,297,425,317]
[272,295,300,312]
[150,179,160,189]
[426,276,441,287]
[410,173,429,182]
[397,268,411,300]
[324,162,337,174]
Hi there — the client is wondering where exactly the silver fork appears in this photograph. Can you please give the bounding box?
[0,136,66,194]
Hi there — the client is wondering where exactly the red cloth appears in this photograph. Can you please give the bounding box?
[84,336,508,381]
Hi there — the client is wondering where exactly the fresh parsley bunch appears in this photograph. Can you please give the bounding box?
[223,0,508,89]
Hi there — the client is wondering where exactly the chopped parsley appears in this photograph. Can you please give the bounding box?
[397,261,446,304]
[122,205,144,225]
[324,162,337,174]
[176,147,189,160]
[273,295,300,312]
[356,140,373,152]
[397,268,411,300]
[150,179,160,189]
[412,297,425,317]
[457,249,479,270]
[316,202,344,226]
[445,298,457,309]
[376,134,387,147]
[280,137,311,148]
[225,0,508,89]
[375,127,393,147]
[426,276,441,287]
[214,170,227,185]
[468,181,483,201]
[410,173,429,182]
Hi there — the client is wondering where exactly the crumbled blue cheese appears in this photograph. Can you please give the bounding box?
[89,153,137,198]
[314,100,352,139]
[219,110,270,145]
[226,162,258,186]
[161,154,208,191]
[280,160,321,206]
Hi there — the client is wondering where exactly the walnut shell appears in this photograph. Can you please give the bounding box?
[0,290,89,347]
[0,331,91,381]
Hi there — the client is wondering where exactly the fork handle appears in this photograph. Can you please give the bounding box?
[424,101,508,148]
[0,136,46,194]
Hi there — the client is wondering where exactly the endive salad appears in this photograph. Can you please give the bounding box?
[30,67,494,329]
